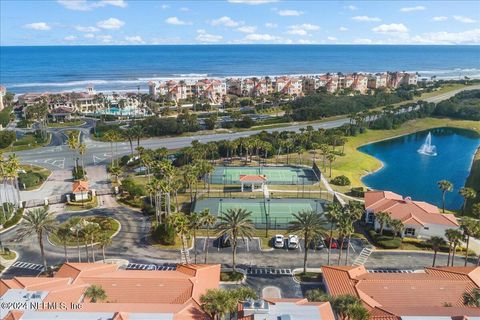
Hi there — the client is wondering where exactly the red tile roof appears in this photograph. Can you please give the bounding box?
[239,174,267,182]
[365,190,459,227]
[72,180,89,193]
[322,265,480,319]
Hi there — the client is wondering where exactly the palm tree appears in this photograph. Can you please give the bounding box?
[17,208,57,272]
[473,203,480,219]
[188,212,202,263]
[67,131,79,168]
[461,218,480,266]
[325,203,342,265]
[216,208,255,272]
[168,212,191,263]
[56,227,71,263]
[336,212,354,265]
[445,229,462,267]
[344,202,364,265]
[326,152,336,177]
[109,165,123,184]
[98,232,112,263]
[122,128,136,155]
[426,236,447,267]
[331,295,369,320]
[200,208,216,264]
[438,180,453,213]
[200,289,236,320]
[390,219,404,239]
[289,210,327,272]
[459,187,477,216]
[78,143,87,171]
[463,288,480,307]
[375,211,391,236]
[449,229,464,266]
[7,154,21,208]
[84,285,107,303]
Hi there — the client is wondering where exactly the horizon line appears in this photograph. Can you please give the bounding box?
[1,43,480,47]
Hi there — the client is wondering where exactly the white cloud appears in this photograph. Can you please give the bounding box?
[372,23,408,34]
[165,17,191,25]
[180,7,190,12]
[352,15,381,22]
[211,16,240,27]
[64,35,77,41]
[297,39,318,44]
[161,4,169,9]
[196,29,223,43]
[339,26,348,31]
[265,22,278,28]
[344,5,357,10]
[327,36,337,41]
[228,0,278,4]
[245,33,279,41]
[353,38,373,44]
[400,6,426,12]
[96,35,113,43]
[97,18,124,30]
[57,0,126,11]
[236,25,257,33]
[23,22,51,31]
[432,16,448,22]
[125,36,145,44]
[287,23,320,36]
[75,26,100,32]
[411,28,480,44]
[453,15,477,24]
[277,10,303,16]
[84,33,95,38]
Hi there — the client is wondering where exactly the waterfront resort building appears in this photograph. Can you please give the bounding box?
[364,190,459,239]
[0,263,221,320]
[0,85,6,112]
[322,265,480,319]
[238,298,335,320]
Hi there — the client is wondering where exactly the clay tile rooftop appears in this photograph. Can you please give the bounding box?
[322,265,480,320]
[0,262,221,320]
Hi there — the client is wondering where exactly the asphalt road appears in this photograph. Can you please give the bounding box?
[9,85,479,171]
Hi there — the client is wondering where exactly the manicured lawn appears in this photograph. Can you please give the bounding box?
[1,133,51,152]
[294,272,322,283]
[65,196,98,211]
[48,120,85,128]
[49,216,120,246]
[19,165,51,190]
[328,118,480,192]
[0,250,17,260]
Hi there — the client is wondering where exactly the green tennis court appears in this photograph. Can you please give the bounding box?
[193,197,327,228]
[209,166,319,185]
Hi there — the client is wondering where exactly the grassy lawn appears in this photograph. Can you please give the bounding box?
[328,118,480,192]
[49,216,120,246]
[1,133,51,152]
[65,196,98,211]
[293,272,322,283]
[19,164,52,190]
[48,120,85,128]
[0,250,17,260]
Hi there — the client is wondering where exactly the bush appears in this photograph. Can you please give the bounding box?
[121,178,145,199]
[72,166,86,180]
[18,172,43,189]
[331,175,351,186]
[3,208,24,229]
[152,223,176,245]
[0,131,16,148]
[368,229,401,249]
[220,271,245,282]
[350,187,365,197]
[119,155,131,166]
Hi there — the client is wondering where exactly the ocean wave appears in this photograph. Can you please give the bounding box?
[9,79,144,88]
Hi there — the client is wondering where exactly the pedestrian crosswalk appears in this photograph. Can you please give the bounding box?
[126,263,176,271]
[11,261,44,271]
[247,267,293,275]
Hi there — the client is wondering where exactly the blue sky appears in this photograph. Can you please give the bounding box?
[1,0,479,45]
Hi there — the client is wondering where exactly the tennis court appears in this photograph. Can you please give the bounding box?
[209,166,319,185]
[193,197,327,228]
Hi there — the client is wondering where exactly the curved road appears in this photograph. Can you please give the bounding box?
[9,85,480,171]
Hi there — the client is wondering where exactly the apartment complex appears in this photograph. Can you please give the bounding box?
[323,265,480,319]
[148,79,226,104]
[0,262,221,320]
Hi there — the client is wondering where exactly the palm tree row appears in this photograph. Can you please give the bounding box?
[0,152,22,217]
[67,131,87,178]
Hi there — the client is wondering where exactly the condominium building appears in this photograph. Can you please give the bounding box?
[0,85,6,111]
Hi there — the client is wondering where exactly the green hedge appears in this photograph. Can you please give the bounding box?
[350,187,365,197]
[331,175,351,186]
[368,229,402,249]
[152,223,176,245]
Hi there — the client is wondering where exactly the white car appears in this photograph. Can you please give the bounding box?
[288,235,299,249]
[274,234,285,248]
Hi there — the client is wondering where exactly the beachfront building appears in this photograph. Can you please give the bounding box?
[322,265,480,319]
[364,190,459,239]
[275,76,303,96]
[238,298,335,320]
[387,72,418,88]
[0,262,221,320]
[194,79,227,104]
[0,85,6,112]
[352,74,369,93]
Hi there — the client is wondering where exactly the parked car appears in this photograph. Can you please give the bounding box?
[309,236,325,250]
[287,235,299,249]
[324,237,338,249]
[274,234,285,248]
[218,234,231,248]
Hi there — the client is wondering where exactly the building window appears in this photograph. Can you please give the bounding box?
[405,228,416,236]
[424,227,429,230]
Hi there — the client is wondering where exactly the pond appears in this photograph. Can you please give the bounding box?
[359,127,480,210]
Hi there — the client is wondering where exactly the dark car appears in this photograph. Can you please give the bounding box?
[309,236,325,250]
[324,237,338,249]
[218,234,231,248]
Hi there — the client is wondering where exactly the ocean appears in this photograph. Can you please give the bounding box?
[1,45,479,93]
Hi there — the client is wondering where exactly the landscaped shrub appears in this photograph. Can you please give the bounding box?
[331,175,351,186]
[72,166,86,180]
[121,178,145,199]
[18,171,47,189]
[3,208,24,229]
[0,131,16,148]
[220,271,245,282]
[350,187,365,197]
[368,229,401,249]
[119,155,131,166]
[152,223,176,245]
